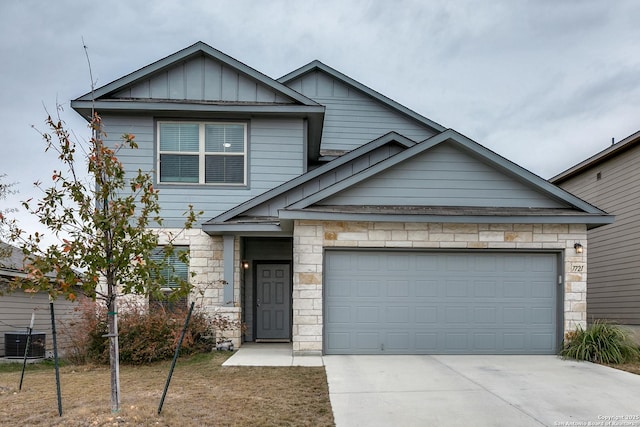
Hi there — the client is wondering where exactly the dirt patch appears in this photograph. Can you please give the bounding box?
[606,362,640,376]
[0,352,334,426]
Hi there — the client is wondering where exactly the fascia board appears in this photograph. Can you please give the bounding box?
[278,209,615,228]
[201,223,286,234]
[71,99,325,116]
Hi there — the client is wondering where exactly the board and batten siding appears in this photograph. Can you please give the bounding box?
[321,143,567,208]
[101,115,305,227]
[285,70,437,152]
[0,289,82,357]
[556,145,640,324]
[113,55,294,104]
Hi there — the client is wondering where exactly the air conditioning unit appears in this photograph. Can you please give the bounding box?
[4,332,46,358]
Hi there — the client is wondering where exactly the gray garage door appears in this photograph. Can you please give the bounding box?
[324,250,559,355]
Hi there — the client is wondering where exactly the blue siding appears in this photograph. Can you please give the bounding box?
[320,143,568,208]
[286,70,436,152]
[113,56,295,104]
[244,143,405,217]
[101,115,305,227]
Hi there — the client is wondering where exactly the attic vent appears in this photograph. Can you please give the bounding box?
[4,332,46,358]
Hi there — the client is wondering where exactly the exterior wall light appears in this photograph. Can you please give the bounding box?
[574,243,583,254]
[241,260,250,269]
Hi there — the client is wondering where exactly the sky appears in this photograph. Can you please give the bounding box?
[1,0,639,238]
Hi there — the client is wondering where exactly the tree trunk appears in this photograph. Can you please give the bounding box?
[108,296,121,413]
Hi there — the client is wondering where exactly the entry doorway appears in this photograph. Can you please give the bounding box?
[254,262,292,341]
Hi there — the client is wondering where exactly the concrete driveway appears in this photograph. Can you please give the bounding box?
[324,355,640,427]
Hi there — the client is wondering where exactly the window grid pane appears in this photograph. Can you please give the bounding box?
[205,124,245,153]
[159,123,199,152]
[159,122,246,185]
[205,155,245,184]
[160,154,199,183]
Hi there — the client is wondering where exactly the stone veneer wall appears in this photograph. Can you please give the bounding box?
[292,221,588,355]
[156,228,242,345]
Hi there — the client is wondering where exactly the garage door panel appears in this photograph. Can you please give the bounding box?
[357,333,379,349]
[416,280,438,297]
[387,332,410,350]
[356,306,379,323]
[474,281,497,297]
[474,307,497,323]
[324,250,558,355]
[504,333,526,350]
[531,308,553,324]
[388,280,410,297]
[532,281,554,298]
[415,307,438,323]
[328,305,351,322]
[474,333,497,350]
[387,306,410,323]
[504,281,527,297]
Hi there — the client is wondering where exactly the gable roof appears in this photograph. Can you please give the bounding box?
[550,129,640,184]
[203,132,417,233]
[278,60,446,135]
[71,41,326,161]
[205,129,613,233]
[74,41,321,109]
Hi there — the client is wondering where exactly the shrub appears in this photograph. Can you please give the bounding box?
[60,300,242,365]
[58,299,108,365]
[560,321,640,364]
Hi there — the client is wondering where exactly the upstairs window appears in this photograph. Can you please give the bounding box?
[158,122,247,185]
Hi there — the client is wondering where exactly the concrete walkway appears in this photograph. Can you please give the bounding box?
[222,343,323,367]
[324,355,640,427]
[221,347,640,426]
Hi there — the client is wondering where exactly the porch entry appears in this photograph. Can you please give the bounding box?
[255,262,292,341]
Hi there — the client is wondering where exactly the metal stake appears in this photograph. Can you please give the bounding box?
[50,300,63,416]
[158,301,195,415]
[18,312,35,391]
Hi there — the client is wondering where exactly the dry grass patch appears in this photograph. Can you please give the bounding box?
[0,352,334,426]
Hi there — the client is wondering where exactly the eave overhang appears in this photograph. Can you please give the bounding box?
[277,207,614,230]
[70,99,325,120]
[201,221,292,236]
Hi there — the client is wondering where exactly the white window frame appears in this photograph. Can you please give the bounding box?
[157,121,248,185]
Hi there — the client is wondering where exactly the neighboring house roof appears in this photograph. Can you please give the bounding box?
[0,242,25,278]
[278,60,446,135]
[550,129,640,184]
[205,129,613,233]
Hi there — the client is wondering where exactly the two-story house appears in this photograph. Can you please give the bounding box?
[551,130,640,343]
[71,42,612,356]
